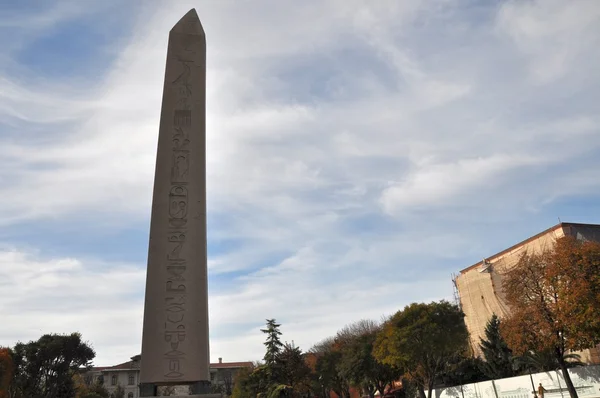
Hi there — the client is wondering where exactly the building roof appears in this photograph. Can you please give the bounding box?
[210,361,253,369]
[92,358,252,372]
[89,366,111,372]
[459,222,600,274]
[101,360,138,372]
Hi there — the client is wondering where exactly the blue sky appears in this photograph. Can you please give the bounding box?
[1,0,600,366]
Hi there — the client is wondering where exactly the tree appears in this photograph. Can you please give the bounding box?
[315,350,350,398]
[501,236,600,398]
[273,344,312,396]
[337,328,400,398]
[373,301,469,398]
[73,372,109,398]
[438,355,488,386]
[231,365,257,398]
[114,384,125,398]
[10,333,95,398]
[221,370,234,397]
[261,319,284,368]
[0,348,13,398]
[479,314,515,379]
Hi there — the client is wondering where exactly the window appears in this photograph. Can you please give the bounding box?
[210,372,215,382]
[128,393,134,398]
[128,373,135,385]
[111,375,117,385]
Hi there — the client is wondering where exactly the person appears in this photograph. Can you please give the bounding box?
[538,383,547,398]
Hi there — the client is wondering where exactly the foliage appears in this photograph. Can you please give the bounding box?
[315,350,350,398]
[501,236,600,398]
[308,337,336,354]
[220,369,234,396]
[73,372,109,398]
[232,363,272,398]
[114,384,125,398]
[373,301,469,398]
[513,350,584,374]
[479,314,516,379]
[231,365,256,398]
[438,355,488,386]
[337,325,400,398]
[273,344,312,395]
[9,332,95,398]
[261,319,284,368]
[0,348,13,398]
[335,319,380,346]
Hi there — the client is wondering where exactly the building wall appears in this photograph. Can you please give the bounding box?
[456,223,600,363]
[104,369,139,398]
[90,358,251,398]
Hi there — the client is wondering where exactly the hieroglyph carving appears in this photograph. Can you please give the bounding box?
[163,52,195,380]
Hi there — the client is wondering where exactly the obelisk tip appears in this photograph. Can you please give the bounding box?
[171,8,205,36]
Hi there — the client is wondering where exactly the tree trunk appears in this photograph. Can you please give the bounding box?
[557,353,578,398]
[418,383,426,398]
[427,380,434,398]
[376,382,388,398]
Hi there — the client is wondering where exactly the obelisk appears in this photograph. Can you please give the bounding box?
[139,9,211,397]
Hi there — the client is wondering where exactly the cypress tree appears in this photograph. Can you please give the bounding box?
[261,319,283,366]
[479,314,515,379]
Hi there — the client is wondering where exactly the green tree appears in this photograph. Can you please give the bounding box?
[373,301,469,398]
[261,320,284,367]
[438,355,488,386]
[479,314,515,379]
[314,351,350,398]
[10,333,95,398]
[273,344,312,395]
[337,329,399,398]
[501,237,600,398]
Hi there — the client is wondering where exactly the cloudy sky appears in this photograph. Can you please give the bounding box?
[1,0,600,366]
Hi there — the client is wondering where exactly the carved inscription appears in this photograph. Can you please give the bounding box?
[174,110,191,127]
[164,49,194,380]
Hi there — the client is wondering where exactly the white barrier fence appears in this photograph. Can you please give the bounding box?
[433,365,600,398]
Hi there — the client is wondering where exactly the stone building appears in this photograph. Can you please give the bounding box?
[87,355,252,398]
[455,222,600,363]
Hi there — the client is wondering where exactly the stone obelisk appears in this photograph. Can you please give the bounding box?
[139,9,211,397]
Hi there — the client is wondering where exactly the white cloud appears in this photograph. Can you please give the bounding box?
[496,0,600,84]
[0,248,145,365]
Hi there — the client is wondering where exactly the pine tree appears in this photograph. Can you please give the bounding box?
[479,314,515,379]
[261,319,283,366]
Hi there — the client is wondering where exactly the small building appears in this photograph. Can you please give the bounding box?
[88,355,252,398]
[455,222,600,363]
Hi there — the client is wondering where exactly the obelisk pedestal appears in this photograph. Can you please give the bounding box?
[139,9,216,397]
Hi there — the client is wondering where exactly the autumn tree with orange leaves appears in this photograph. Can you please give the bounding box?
[501,236,600,398]
[0,348,13,398]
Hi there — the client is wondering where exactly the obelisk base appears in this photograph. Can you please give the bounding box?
[140,381,219,397]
